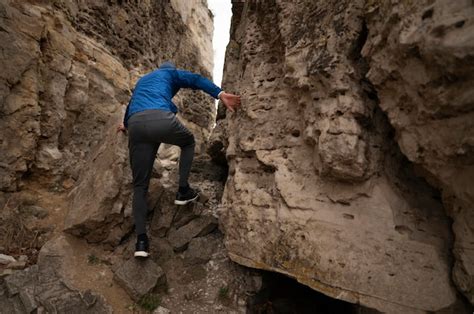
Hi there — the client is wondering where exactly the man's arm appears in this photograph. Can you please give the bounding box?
[175,70,241,111]
[176,70,222,99]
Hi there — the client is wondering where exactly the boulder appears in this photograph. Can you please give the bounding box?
[167,216,218,252]
[64,113,133,247]
[113,258,166,301]
[183,235,219,265]
[151,189,179,238]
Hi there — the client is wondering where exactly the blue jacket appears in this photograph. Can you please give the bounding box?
[124,62,222,127]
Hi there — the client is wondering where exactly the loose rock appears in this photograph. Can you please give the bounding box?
[7,261,26,270]
[113,258,166,301]
[167,216,217,252]
[184,235,218,265]
[153,306,171,314]
[0,254,16,265]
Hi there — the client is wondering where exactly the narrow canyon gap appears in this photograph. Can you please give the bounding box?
[0,0,473,313]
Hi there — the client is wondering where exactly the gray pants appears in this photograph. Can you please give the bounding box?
[128,109,195,235]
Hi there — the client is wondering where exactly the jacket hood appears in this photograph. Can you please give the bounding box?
[159,61,176,70]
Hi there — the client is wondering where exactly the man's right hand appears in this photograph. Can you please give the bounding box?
[219,92,241,112]
[117,123,127,134]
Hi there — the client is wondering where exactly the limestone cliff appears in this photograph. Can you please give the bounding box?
[214,0,473,312]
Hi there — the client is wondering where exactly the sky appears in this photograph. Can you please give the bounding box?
[207,0,232,86]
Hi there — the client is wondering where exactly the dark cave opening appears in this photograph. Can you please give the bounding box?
[246,271,378,314]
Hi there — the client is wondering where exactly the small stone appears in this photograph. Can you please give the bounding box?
[20,205,49,218]
[0,253,16,265]
[7,261,26,269]
[31,206,49,219]
[62,178,75,189]
[18,255,28,263]
[113,258,166,301]
[19,192,38,206]
[153,306,171,314]
[1,269,14,277]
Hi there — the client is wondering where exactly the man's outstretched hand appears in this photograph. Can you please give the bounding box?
[219,92,241,112]
[117,123,127,134]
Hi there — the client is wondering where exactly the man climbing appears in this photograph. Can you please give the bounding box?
[117,62,240,258]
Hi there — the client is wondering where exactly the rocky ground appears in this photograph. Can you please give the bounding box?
[0,149,372,314]
[0,152,261,313]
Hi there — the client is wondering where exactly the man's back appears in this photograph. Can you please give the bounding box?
[131,66,179,115]
[124,62,222,126]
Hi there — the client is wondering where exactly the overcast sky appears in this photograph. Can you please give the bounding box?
[207,0,232,86]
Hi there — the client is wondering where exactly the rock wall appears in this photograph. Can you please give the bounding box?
[0,0,215,244]
[215,0,473,312]
[0,0,215,192]
[363,1,474,305]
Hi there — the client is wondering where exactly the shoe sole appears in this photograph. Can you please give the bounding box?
[134,251,150,258]
[174,194,199,205]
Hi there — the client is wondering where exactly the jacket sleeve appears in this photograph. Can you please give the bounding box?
[175,70,222,99]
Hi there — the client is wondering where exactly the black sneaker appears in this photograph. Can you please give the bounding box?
[134,238,150,258]
[174,187,199,205]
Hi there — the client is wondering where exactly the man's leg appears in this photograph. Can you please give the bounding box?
[129,139,159,235]
[162,117,196,189]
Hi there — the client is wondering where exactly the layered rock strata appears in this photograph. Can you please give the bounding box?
[214,0,474,312]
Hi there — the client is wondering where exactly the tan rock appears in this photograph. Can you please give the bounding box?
[363,0,474,304]
[216,0,471,312]
[0,0,217,253]
[0,0,216,193]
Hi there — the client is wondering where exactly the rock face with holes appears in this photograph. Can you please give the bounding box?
[214,0,473,312]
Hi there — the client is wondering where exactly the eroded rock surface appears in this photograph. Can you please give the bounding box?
[214,0,473,312]
[362,1,474,304]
